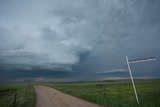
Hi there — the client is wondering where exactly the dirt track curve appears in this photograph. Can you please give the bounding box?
[35,86,101,107]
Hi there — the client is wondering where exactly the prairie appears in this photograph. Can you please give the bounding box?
[0,83,36,107]
[46,79,160,107]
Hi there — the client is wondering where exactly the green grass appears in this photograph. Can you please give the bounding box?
[46,79,160,107]
[0,83,36,107]
[0,80,159,107]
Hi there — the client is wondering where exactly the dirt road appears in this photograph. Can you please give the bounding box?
[35,86,101,107]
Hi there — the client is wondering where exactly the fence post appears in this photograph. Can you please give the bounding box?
[25,87,27,97]
[13,93,17,107]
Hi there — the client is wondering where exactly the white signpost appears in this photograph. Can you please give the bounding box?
[126,56,156,104]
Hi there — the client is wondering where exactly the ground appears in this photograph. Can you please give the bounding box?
[35,86,100,107]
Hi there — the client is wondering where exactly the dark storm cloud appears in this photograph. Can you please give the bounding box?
[0,0,160,81]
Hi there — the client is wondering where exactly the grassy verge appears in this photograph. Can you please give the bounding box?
[0,83,36,107]
[46,79,160,107]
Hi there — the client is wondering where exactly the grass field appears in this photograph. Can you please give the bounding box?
[46,79,160,107]
[0,83,36,107]
[0,79,159,107]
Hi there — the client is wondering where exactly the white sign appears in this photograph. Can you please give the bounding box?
[126,56,156,104]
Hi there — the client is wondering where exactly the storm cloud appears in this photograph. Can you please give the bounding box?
[0,0,160,81]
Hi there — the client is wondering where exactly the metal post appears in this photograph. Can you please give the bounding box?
[126,56,139,104]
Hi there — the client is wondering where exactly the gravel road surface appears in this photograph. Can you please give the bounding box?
[35,86,101,107]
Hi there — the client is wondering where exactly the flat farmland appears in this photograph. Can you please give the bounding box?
[0,83,36,107]
[0,79,160,107]
[46,79,160,107]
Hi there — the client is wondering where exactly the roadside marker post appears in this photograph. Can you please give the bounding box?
[126,56,139,104]
[125,56,156,104]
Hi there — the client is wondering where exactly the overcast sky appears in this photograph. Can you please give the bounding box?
[0,0,160,82]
